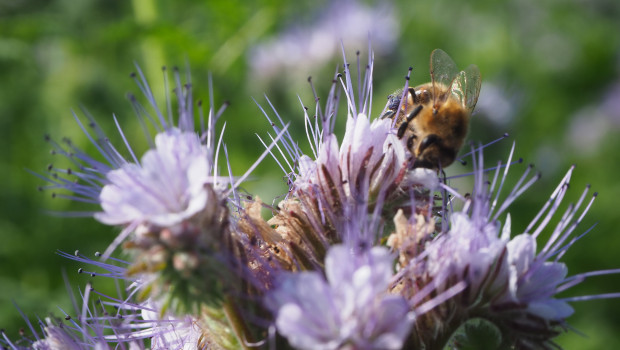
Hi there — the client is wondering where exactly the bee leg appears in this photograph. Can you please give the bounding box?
[396,105,424,138]
[380,110,395,119]
[408,87,418,104]
[407,105,424,121]
[397,121,408,139]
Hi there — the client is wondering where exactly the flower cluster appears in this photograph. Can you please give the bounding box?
[4,48,620,350]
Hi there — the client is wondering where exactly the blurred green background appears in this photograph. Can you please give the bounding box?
[2,0,620,348]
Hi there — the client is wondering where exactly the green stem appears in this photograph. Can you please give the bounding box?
[222,295,253,350]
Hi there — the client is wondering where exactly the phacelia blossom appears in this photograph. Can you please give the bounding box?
[390,145,620,349]
[265,244,414,350]
[241,50,436,278]
[30,318,96,350]
[250,0,397,81]
[95,128,223,228]
[37,66,291,312]
[139,300,205,350]
[38,67,234,260]
[2,279,135,350]
[227,50,426,305]
[10,43,620,350]
[6,253,210,350]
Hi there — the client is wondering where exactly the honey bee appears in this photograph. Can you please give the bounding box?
[381,49,481,170]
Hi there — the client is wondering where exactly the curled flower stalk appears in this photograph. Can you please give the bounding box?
[6,45,620,350]
[37,66,237,310]
[389,145,620,349]
[30,66,287,349]
[236,50,438,284]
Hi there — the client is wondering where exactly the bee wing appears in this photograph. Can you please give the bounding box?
[430,49,459,104]
[449,64,481,114]
[463,64,481,113]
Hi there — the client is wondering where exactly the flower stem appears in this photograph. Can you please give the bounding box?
[223,295,253,350]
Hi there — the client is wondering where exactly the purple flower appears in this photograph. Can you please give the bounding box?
[249,0,397,81]
[38,67,233,259]
[391,145,620,348]
[140,300,204,350]
[504,233,573,320]
[256,49,436,256]
[266,244,413,350]
[95,128,226,228]
[18,44,620,350]
[31,318,89,350]
[295,114,409,205]
[3,252,212,350]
